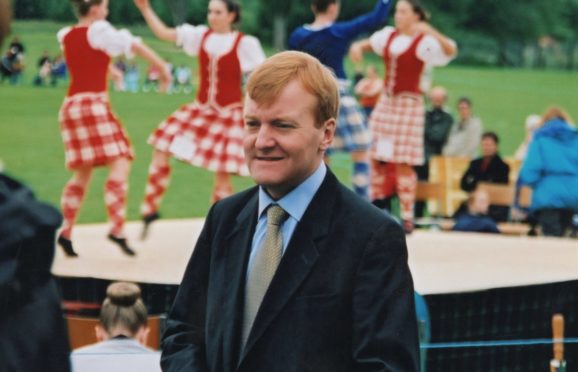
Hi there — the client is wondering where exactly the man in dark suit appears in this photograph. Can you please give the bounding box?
[161,51,419,372]
[460,131,510,222]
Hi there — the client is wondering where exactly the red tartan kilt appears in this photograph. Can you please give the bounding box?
[58,93,134,169]
[369,93,425,166]
[148,101,248,176]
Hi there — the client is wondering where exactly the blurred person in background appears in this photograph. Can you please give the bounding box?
[289,0,394,201]
[514,114,542,161]
[452,189,500,234]
[520,107,578,237]
[354,64,382,117]
[0,174,71,372]
[459,131,510,222]
[350,0,457,232]
[71,282,161,372]
[415,85,453,217]
[443,96,483,158]
[134,0,266,239]
[56,0,171,257]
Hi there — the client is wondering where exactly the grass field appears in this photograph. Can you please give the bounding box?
[2,21,578,224]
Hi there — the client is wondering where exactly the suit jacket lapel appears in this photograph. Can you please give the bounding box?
[221,192,258,370]
[239,170,339,363]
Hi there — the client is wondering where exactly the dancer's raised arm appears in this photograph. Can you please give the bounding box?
[348,39,372,64]
[412,21,457,57]
[133,0,176,42]
[132,41,172,91]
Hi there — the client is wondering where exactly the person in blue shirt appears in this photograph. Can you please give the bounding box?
[452,189,500,234]
[288,0,392,200]
[519,107,578,237]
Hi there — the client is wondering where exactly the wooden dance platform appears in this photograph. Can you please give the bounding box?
[51,218,578,295]
[52,219,578,371]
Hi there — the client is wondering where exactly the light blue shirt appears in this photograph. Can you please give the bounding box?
[247,162,327,274]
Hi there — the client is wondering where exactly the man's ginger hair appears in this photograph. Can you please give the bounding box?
[246,51,339,127]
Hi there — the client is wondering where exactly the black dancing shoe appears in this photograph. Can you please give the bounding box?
[57,235,79,257]
[107,234,136,256]
[140,212,160,240]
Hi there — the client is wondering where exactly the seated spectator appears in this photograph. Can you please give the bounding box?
[453,189,500,234]
[415,86,454,217]
[460,131,510,222]
[519,107,578,237]
[34,50,52,86]
[0,46,24,84]
[8,35,24,54]
[0,174,71,372]
[354,64,381,117]
[71,282,161,372]
[173,64,192,94]
[442,96,483,158]
[2,36,25,84]
[50,53,67,86]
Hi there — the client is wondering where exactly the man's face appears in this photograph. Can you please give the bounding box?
[481,137,497,157]
[429,89,446,109]
[243,80,335,199]
[457,101,471,120]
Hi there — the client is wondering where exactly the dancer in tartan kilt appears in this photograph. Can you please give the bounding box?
[289,0,393,201]
[134,0,266,238]
[57,0,171,256]
[350,0,457,233]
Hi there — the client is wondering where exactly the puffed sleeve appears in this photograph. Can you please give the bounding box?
[87,20,141,58]
[176,24,209,57]
[56,27,71,50]
[416,35,457,66]
[369,26,395,57]
[238,35,266,73]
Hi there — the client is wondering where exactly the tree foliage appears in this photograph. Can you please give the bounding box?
[11,0,578,68]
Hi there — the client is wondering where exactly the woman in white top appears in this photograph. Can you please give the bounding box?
[71,282,160,372]
[350,0,456,233]
[134,0,266,238]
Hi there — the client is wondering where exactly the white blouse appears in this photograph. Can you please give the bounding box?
[57,20,141,59]
[369,26,455,67]
[176,24,266,73]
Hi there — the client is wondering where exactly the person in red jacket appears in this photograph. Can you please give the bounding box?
[134,0,266,238]
[350,0,456,232]
[57,0,171,257]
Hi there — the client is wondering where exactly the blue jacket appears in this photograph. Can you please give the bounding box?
[519,118,578,211]
[288,0,391,80]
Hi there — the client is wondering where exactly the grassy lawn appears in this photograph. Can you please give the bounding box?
[2,20,577,223]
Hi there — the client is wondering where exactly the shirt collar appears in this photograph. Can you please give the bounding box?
[304,23,334,31]
[258,162,327,222]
